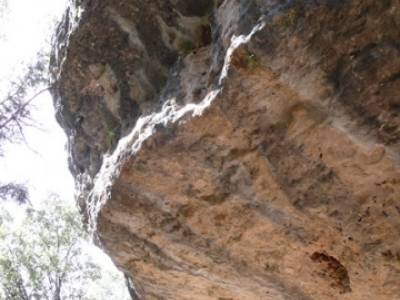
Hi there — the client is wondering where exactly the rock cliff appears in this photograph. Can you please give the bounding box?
[51,0,400,299]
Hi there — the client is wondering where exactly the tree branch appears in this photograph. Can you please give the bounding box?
[0,86,51,130]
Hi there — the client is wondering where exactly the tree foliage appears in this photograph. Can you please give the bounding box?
[0,183,28,204]
[0,51,49,203]
[0,196,129,300]
[0,52,49,155]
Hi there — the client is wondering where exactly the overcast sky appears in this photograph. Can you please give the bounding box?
[0,0,74,204]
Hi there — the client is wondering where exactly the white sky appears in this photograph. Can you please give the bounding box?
[0,0,66,77]
[0,93,75,203]
[0,0,74,204]
[0,0,129,291]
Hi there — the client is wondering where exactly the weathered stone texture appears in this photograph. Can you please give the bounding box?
[53,0,400,299]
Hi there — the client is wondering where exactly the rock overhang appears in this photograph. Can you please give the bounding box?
[52,1,400,299]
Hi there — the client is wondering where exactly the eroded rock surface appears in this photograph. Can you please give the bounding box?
[52,0,400,299]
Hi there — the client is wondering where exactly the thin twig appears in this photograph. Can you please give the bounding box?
[0,85,52,130]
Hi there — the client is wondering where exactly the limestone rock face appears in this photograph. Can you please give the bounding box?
[52,0,400,299]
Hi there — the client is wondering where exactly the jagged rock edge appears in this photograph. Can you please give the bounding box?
[51,2,84,83]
